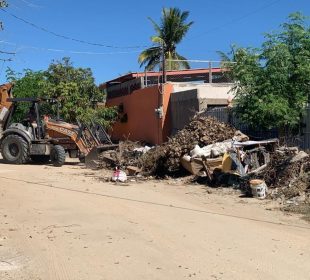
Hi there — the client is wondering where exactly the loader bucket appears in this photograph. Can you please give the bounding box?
[85,144,119,169]
[85,147,100,170]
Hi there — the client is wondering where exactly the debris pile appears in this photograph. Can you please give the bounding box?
[139,116,237,175]
[97,114,309,205]
[98,141,143,169]
[257,149,310,200]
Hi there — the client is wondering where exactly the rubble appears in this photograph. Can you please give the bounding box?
[257,150,310,200]
[97,115,309,207]
[139,116,237,175]
[98,141,143,169]
[98,116,237,176]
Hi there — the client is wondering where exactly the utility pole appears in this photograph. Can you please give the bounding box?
[161,41,166,84]
[208,61,212,84]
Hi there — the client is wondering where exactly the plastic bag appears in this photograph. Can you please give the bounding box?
[111,169,127,182]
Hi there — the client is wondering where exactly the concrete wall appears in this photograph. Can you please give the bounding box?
[172,82,234,104]
[170,83,234,135]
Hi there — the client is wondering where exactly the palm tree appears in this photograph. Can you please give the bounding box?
[138,7,193,71]
[217,44,240,81]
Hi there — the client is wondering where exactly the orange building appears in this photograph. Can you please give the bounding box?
[102,69,232,145]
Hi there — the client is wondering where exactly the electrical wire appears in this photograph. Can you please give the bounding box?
[0,175,309,230]
[0,57,12,61]
[19,0,42,9]
[0,8,150,49]
[0,40,142,55]
[0,50,16,54]
[187,0,281,40]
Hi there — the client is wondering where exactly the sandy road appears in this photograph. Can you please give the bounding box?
[0,160,309,280]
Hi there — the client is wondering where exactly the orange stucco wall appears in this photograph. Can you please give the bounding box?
[106,83,173,145]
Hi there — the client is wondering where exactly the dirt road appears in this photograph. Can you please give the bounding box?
[0,160,309,280]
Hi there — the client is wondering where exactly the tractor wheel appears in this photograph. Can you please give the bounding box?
[30,155,50,164]
[50,145,66,167]
[1,134,29,164]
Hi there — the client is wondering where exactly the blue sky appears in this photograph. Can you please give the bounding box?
[0,0,309,84]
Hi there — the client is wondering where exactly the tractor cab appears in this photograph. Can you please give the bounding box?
[4,97,56,141]
[0,97,66,166]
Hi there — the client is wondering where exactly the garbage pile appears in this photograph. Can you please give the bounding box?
[257,149,310,200]
[98,141,148,170]
[139,116,238,175]
[97,115,309,204]
[98,116,239,175]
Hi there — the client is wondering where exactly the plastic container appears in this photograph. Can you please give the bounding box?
[250,179,267,199]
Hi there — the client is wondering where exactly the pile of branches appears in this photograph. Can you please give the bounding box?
[140,116,237,175]
[258,150,310,199]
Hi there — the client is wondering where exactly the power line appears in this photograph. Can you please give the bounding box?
[0,8,150,49]
[19,0,42,9]
[1,175,309,230]
[0,50,16,54]
[0,40,142,55]
[187,0,281,40]
[0,57,12,61]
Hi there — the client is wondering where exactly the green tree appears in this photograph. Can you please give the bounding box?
[6,58,117,128]
[45,57,117,127]
[6,68,51,121]
[138,7,193,71]
[222,12,310,131]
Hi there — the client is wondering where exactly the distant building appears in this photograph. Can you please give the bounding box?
[100,68,234,145]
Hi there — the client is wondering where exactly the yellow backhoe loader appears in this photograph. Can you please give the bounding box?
[0,83,116,168]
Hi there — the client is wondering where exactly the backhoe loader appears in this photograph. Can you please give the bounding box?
[0,83,115,168]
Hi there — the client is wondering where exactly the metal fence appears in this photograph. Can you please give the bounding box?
[202,106,310,150]
[300,105,310,150]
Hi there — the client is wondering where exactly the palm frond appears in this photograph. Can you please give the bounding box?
[139,7,193,71]
[151,36,163,45]
[138,46,161,69]
[217,50,231,62]
[147,17,161,35]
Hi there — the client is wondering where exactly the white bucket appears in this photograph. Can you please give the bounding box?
[250,179,267,199]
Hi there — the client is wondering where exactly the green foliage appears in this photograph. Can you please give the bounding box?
[6,68,51,121]
[138,7,193,71]
[5,57,117,127]
[223,12,310,130]
[78,107,118,128]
